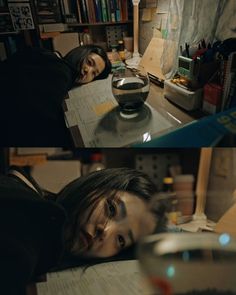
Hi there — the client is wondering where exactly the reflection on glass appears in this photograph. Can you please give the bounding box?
[138,233,236,294]
[112,65,150,119]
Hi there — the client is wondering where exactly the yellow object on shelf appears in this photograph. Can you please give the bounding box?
[10,154,47,166]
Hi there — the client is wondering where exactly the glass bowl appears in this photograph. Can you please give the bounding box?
[111,65,150,119]
[138,232,236,294]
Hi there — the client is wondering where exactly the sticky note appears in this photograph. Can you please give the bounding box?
[93,102,115,116]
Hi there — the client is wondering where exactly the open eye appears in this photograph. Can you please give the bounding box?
[106,200,117,218]
[117,235,125,249]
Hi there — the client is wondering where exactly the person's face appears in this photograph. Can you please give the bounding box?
[78,53,105,84]
[76,191,156,258]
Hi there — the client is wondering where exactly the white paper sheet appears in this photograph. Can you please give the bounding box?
[64,76,174,147]
[156,0,170,14]
[37,260,151,295]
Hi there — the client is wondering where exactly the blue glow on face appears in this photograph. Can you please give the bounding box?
[182,251,190,261]
[166,265,175,278]
[219,233,231,246]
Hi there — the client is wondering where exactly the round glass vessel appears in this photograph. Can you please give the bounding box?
[112,65,150,119]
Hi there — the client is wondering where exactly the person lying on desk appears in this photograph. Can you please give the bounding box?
[0,45,111,146]
[0,167,166,295]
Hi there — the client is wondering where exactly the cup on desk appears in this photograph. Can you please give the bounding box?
[138,232,236,294]
[123,37,133,52]
[173,174,195,217]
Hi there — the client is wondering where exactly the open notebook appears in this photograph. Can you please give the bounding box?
[36,260,152,295]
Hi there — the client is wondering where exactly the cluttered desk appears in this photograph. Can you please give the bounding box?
[63,77,200,148]
[63,35,236,148]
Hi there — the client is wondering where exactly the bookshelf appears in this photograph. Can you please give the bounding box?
[0,0,133,59]
[35,0,133,52]
[0,0,41,60]
[67,20,133,27]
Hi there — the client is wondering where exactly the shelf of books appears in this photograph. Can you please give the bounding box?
[60,0,132,25]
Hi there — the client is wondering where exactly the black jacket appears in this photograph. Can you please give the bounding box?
[0,175,66,295]
[0,47,78,146]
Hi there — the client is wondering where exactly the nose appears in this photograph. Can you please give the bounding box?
[84,64,92,74]
[95,224,106,241]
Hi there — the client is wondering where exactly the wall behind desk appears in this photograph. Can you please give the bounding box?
[139,0,236,61]
[205,148,236,222]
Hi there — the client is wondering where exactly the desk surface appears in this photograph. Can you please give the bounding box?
[64,82,205,148]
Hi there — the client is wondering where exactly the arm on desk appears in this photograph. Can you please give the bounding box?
[1,236,38,295]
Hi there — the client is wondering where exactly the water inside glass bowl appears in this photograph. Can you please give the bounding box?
[112,67,149,119]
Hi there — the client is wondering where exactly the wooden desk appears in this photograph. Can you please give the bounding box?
[64,82,205,148]
[26,284,37,295]
[148,83,205,124]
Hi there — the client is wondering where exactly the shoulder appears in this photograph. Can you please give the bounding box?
[0,175,66,220]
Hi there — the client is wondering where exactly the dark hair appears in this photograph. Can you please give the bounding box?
[56,168,166,258]
[64,44,111,82]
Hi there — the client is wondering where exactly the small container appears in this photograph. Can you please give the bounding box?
[82,28,93,45]
[164,79,203,111]
[88,153,105,173]
[177,196,194,216]
[123,36,133,52]
[110,44,121,63]
[167,199,181,225]
[163,177,174,192]
[173,174,194,194]
[118,40,125,61]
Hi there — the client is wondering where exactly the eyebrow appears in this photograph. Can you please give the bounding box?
[119,199,127,218]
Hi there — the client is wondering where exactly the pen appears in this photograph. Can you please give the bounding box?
[185,43,190,58]
[201,39,206,49]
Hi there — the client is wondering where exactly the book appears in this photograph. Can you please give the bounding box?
[114,0,121,22]
[105,0,111,22]
[34,0,62,24]
[36,260,150,295]
[109,0,116,22]
[133,107,236,147]
[100,0,108,22]
[76,0,82,23]
[39,23,67,32]
[80,0,89,23]
[60,0,77,23]
[121,0,128,21]
[86,0,96,23]
[94,0,102,22]
[221,52,236,110]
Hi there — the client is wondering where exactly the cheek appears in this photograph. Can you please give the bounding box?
[86,236,117,258]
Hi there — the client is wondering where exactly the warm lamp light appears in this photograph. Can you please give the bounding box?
[126,0,141,68]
